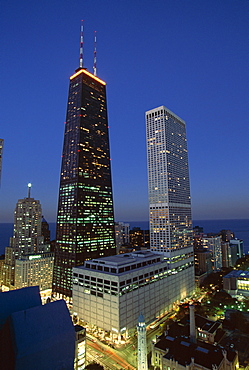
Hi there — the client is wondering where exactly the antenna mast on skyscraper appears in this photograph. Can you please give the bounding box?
[79,20,84,68]
[93,31,97,76]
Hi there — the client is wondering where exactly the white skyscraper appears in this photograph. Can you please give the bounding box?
[72,106,195,339]
[146,106,193,257]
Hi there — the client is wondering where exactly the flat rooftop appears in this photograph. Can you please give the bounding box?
[74,250,162,269]
[224,270,249,279]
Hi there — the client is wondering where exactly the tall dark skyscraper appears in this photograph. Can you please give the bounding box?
[53,30,116,299]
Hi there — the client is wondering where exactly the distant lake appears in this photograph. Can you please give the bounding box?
[0,219,248,255]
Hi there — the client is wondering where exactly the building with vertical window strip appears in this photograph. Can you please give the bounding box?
[53,65,116,300]
[72,106,194,337]
[2,185,50,289]
[145,106,193,256]
[146,105,195,294]
[72,249,194,338]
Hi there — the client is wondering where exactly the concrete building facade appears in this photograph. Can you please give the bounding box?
[3,186,50,289]
[73,249,193,337]
[72,106,195,337]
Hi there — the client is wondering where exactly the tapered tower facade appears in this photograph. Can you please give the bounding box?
[53,31,116,299]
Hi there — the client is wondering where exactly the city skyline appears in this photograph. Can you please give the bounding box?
[1,0,249,223]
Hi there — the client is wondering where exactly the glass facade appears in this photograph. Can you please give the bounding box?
[146,106,193,254]
[53,69,116,299]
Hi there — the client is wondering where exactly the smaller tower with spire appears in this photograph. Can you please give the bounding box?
[137,313,148,370]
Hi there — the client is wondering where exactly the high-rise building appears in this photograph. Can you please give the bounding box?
[11,183,44,256]
[130,227,150,249]
[115,221,130,252]
[3,184,49,288]
[203,235,222,271]
[145,106,193,257]
[53,31,116,299]
[14,252,54,301]
[72,106,195,338]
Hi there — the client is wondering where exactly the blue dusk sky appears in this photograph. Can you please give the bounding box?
[0,0,249,223]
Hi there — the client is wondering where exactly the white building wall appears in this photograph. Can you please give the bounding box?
[72,250,194,336]
[14,253,54,291]
[146,106,192,255]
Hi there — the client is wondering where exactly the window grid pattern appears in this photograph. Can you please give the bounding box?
[53,71,116,299]
[146,106,193,253]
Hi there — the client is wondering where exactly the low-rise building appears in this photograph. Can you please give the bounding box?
[14,252,54,303]
[195,315,222,344]
[223,270,249,297]
[72,249,194,339]
[151,333,238,370]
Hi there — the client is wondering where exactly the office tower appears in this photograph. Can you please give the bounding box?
[11,183,44,255]
[115,221,130,252]
[230,238,244,259]
[0,139,4,185]
[3,184,47,287]
[53,30,116,300]
[146,106,193,256]
[130,227,150,249]
[14,252,54,302]
[203,235,222,271]
[72,106,195,338]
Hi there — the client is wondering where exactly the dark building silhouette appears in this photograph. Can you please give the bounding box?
[41,216,50,244]
[53,31,116,299]
[219,229,235,242]
[129,227,150,249]
[0,287,75,369]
